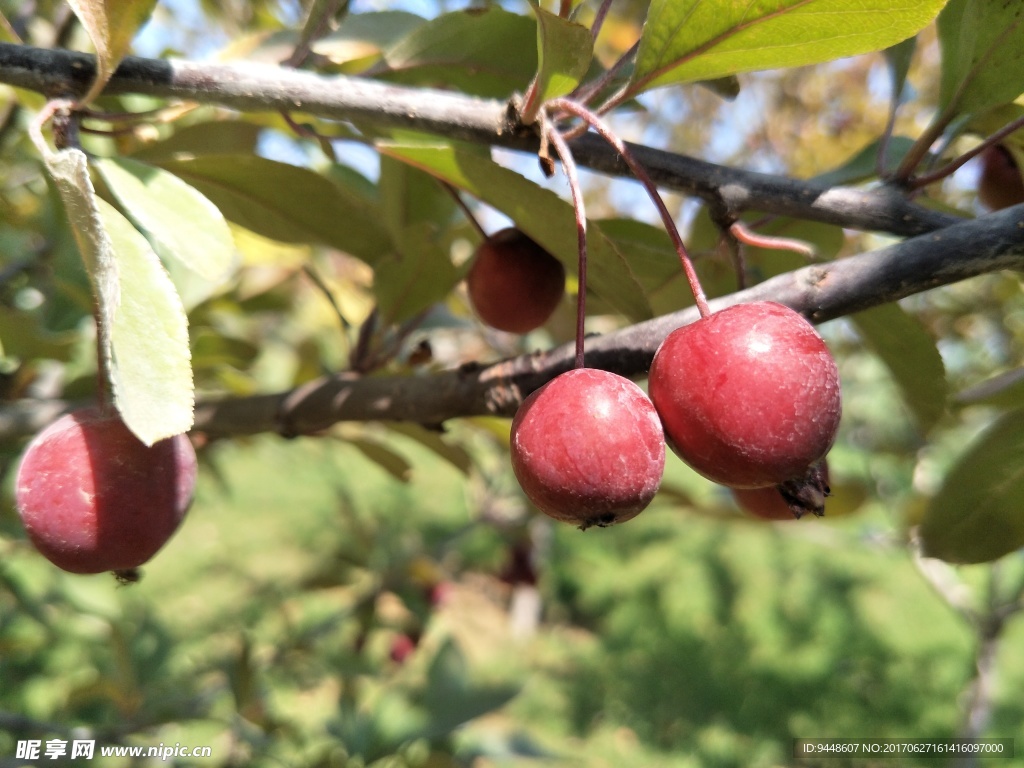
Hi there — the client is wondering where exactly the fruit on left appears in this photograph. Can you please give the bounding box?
[15,408,197,574]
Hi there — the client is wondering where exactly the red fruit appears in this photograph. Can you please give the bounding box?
[15,408,197,574]
[510,368,665,529]
[389,634,417,664]
[733,485,797,520]
[977,145,1024,211]
[734,460,830,520]
[648,302,841,489]
[466,228,565,333]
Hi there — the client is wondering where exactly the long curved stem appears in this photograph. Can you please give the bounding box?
[544,112,588,369]
[547,98,711,318]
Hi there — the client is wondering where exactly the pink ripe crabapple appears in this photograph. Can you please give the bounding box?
[510,368,665,529]
[649,301,841,494]
[15,408,197,575]
[466,228,566,334]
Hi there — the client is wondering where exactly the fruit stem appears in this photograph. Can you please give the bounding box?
[543,111,588,369]
[441,182,489,240]
[589,0,615,42]
[547,98,712,318]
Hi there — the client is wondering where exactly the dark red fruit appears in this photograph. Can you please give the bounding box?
[389,634,417,664]
[466,228,565,333]
[649,301,841,489]
[978,145,1024,211]
[734,460,830,520]
[733,485,798,520]
[510,368,665,529]
[15,408,197,574]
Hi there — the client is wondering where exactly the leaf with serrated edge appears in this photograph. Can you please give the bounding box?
[920,410,1024,564]
[379,142,652,321]
[533,6,593,102]
[40,145,192,443]
[41,146,119,397]
[852,303,947,433]
[629,0,948,96]
[96,157,235,283]
[67,0,158,104]
[938,0,1024,118]
[98,198,194,444]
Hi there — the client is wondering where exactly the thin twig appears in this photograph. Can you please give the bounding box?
[590,0,616,42]
[912,113,1024,190]
[729,221,816,259]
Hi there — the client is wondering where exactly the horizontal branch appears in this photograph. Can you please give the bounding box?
[191,204,1024,437]
[4,204,1019,442]
[0,42,958,237]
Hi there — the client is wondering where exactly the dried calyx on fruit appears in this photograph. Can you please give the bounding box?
[510,368,666,529]
[649,301,841,509]
[733,460,830,520]
[466,228,565,334]
[15,408,197,575]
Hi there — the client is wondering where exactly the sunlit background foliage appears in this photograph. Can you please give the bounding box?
[1,1,1023,766]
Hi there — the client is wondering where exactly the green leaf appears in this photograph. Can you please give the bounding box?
[373,222,461,324]
[630,0,948,95]
[67,0,158,104]
[938,0,1024,118]
[812,136,918,187]
[593,218,687,317]
[382,7,538,98]
[151,154,391,264]
[380,141,652,321]
[347,437,412,482]
[98,199,194,444]
[851,303,947,433]
[532,6,593,103]
[885,35,918,103]
[920,410,1024,564]
[131,121,264,161]
[313,11,425,70]
[372,156,460,323]
[38,144,193,443]
[379,154,455,240]
[385,422,472,475]
[0,308,76,361]
[954,367,1024,408]
[418,639,520,738]
[95,157,235,283]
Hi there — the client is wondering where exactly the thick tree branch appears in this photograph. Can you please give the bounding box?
[1,42,1016,442]
[192,204,1024,437]
[0,42,959,237]
[4,205,1020,441]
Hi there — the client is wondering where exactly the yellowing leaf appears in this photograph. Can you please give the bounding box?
[630,0,948,96]
[67,0,158,104]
